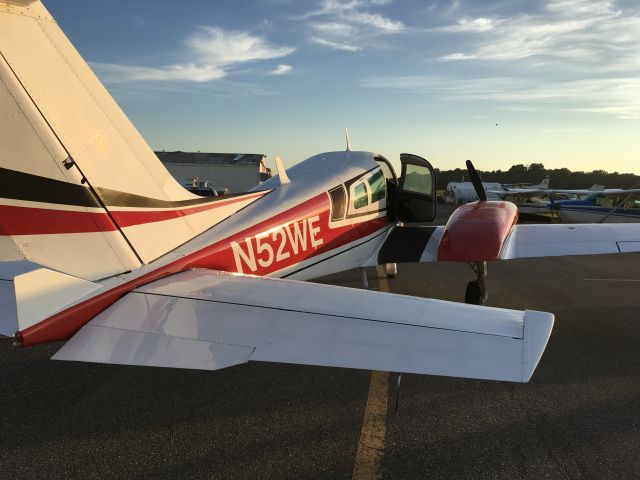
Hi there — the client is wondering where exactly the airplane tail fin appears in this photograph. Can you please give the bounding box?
[0,1,266,280]
[530,175,550,189]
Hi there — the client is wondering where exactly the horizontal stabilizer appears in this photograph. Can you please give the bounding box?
[0,261,100,336]
[54,270,554,382]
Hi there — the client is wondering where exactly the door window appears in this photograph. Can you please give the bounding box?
[402,163,433,195]
[396,153,436,223]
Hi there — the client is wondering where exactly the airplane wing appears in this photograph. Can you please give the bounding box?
[487,188,544,197]
[500,223,640,259]
[490,188,640,198]
[488,188,587,197]
[366,216,640,264]
[52,269,553,383]
[595,189,640,195]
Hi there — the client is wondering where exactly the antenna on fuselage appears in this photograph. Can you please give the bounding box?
[274,156,290,185]
[345,128,352,151]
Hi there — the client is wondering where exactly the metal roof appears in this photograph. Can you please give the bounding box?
[156,151,265,166]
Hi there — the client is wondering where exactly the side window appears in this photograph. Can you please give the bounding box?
[368,170,386,203]
[354,183,369,209]
[329,186,347,221]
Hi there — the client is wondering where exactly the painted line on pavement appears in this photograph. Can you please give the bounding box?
[583,278,640,282]
[352,266,392,480]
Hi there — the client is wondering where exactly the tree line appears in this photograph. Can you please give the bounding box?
[435,163,640,190]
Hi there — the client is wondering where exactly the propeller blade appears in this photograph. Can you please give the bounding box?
[465,160,487,201]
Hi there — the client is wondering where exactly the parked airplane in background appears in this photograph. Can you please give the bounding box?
[445,176,551,205]
[489,178,606,200]
[551,190,640,223]
[488,177,611,216]
[503,175,551,191]
[443,181,502,204]
[2,1,640,385]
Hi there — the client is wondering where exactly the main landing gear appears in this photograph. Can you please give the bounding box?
[465,261,488,305]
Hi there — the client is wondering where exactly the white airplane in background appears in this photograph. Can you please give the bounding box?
[501,175,551,192]
[443,181,502,204]
[2,1,640,385]
[489,175,609,199]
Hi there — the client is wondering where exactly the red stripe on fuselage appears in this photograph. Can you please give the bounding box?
[17,192,390,346]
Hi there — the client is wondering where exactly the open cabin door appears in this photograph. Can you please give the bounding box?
[397,154,436,223]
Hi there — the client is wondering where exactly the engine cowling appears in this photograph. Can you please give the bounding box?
[438,201,518,262]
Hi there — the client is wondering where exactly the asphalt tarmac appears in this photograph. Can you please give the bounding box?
[1,209,639,479]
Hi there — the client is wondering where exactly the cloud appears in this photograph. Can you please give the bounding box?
[92,63,226,83]
[310,37,362,52]
[436,0,640,69]
[439,17,501,33]
[310,21,358,37]
[359,75,640,119]
[269,64,293,75]
[188,27,295,65]
[93,27,295,84]
[301,0,404,52]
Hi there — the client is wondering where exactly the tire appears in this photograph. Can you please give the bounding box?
[464,280,487,305]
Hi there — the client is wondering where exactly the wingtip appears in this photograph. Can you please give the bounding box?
[522,310,555,382]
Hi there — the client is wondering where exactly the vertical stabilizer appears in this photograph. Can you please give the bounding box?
[0,1,268,279]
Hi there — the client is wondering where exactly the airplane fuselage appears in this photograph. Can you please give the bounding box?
[17,151,394,346]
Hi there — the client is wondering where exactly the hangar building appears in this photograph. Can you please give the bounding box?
[156,151,271,194]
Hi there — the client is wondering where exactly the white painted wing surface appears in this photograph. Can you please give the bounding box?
[53,270,554,382]
[501,224,640,259]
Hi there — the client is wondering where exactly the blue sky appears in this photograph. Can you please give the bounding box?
[46,0,640,174]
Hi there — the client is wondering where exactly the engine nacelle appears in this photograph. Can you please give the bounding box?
[438,201,518,262]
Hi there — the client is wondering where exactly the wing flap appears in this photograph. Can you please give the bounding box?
[56,324,254,371]
[54,270,554,382]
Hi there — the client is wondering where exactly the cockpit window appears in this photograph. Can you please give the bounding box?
[368,170,386,203]
[329,186,347,221]
[375,159,395,181]
[354,183,369,209]
[586,192,603,202]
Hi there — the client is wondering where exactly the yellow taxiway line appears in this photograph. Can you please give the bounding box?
[352,266,392,480]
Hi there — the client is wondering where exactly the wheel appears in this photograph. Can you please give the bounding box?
[384,263,397,278]
[464,280,487,305]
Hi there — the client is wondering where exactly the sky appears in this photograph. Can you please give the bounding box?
[45,0,640,174]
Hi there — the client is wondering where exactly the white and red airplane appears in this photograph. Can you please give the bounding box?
[1,1,639,384]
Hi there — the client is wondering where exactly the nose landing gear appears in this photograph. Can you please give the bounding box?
[465,261,488,305]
